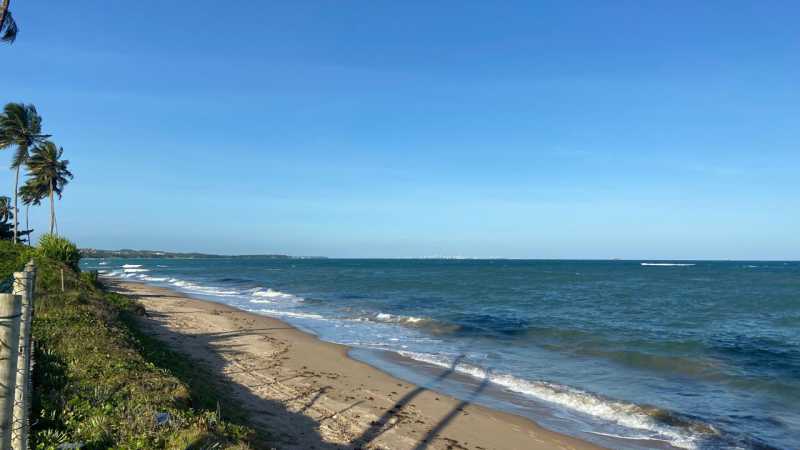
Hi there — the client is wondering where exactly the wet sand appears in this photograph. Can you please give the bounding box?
[105,278,604,450]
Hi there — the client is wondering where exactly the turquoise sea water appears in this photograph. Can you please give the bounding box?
[84,258,800,450]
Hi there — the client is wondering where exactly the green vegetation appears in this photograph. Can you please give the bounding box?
[37,234,80,271]
[0,194,32,242]
[0,195,27,241]
[0,239,32,285]
[1,101,72,243]
[20,172,48,244]
[0,242,262,449]
[0,102,49,242]
[0,0,18,43]
[26,141,73,234]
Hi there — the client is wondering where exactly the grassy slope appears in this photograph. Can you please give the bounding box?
[0,242,264,449]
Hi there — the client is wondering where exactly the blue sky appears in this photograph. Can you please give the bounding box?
[1,1,798,258]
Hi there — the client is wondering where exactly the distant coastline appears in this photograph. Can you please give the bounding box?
[80,248,327,259]
[80,249,798,262]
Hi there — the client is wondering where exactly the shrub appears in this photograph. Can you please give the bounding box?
[37,234,81,271]
[80,269,99,288]
[0,240,35,288]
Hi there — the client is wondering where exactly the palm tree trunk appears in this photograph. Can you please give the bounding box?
[49,180,54,234]
[24,203,28,245]
[13,163,19,242]
[0,0,10,32]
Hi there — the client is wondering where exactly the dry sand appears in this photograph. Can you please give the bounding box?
[105,278,604,450]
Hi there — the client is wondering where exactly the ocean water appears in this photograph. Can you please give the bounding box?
[84,258,800,450]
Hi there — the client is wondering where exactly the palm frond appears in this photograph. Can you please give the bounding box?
[0,103,47,164]
[27,141,73,199]
[19,179,47,205]
[10,143,28,168]
[1,10,17,44]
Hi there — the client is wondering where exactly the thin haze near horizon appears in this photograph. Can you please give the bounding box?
[1,1,798,259]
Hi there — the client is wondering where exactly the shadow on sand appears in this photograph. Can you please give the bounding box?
[106,279,492,450]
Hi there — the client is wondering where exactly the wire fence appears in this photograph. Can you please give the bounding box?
[0,262,36,450]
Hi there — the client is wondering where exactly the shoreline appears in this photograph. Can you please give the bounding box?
[104,277,604,450]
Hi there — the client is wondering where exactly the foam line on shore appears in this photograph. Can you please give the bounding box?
[396,350,713,449]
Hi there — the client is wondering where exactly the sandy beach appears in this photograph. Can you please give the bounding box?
[103,278,602,450]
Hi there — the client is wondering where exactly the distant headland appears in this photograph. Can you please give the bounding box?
[80,248,326,259]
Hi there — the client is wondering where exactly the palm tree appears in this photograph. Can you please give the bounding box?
[26,142,72,234]
[19,179,46,244]
[0,0,18,43]
[0,103,49,241]
[0,195,16,240]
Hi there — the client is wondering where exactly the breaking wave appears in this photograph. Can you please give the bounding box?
[248,288,303,305]
[397,351,716,449]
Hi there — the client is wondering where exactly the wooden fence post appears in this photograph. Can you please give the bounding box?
[0,293,22,449]
[11,269,34,450]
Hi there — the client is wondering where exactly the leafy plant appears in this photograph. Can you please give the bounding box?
[79,270,100,289]
[37,234,80,271]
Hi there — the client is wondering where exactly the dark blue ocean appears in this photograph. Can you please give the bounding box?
[83,258,800,450]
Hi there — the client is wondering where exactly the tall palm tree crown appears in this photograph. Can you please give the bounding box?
[26,141,72,234]
[0,103,46,165]
[0,0,17,43]
[0,102,49,240]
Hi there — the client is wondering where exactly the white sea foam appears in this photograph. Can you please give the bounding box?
[641,263,695,267]
[98,262,108,266]
[140,275,169,282]
[123,268,149,273]
[375,313,425,324]
[251,288,287,298]
[122,264,143,268]
[195,287,239,296]
[397,351,707,450]
[254,309,325,320]
[163,279,239,297]
[168,280,238,296]
[249,288,303,304]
